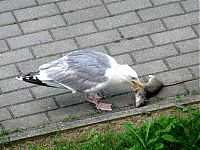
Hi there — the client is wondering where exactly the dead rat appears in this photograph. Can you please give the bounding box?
[135,75,199,107]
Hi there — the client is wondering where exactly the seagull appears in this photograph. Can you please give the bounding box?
[16,50,144,111]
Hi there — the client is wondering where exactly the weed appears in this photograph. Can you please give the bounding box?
[192,89,200,94]
[14,128,23,132]
[0,129,11,136]
[154,96,165,102]
[127,37,134,40]
[175,94,185,100]
[111,103,118,109]
[0,129,11,149]
[140,111,151,116]
[63,115,77,122]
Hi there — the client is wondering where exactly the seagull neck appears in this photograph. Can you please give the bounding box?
[113,64,130,81]
[115,64,129,72]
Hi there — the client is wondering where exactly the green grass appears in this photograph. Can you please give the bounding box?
[192,89,200,95]
[0,128,25,149]
[27,105,200,150]
[63,115,78,122]
[0,129,11,149]
[175,94,186,100]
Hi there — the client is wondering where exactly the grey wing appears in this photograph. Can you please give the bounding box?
[39,50,111,92]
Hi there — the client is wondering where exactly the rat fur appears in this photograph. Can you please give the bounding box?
[135,75,163,107]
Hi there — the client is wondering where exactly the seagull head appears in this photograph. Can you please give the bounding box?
[120,65,144,90]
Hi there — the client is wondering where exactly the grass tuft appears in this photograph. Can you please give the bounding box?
[192,89,200,95]
[175,94,185,100]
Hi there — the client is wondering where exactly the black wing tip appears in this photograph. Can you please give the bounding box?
[16,75,44,85]
[16,75,57,88]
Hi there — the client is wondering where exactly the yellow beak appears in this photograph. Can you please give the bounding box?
[132,79,145,90]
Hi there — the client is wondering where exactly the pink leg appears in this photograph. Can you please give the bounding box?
[85,93,112,111]
[85,93,101,101]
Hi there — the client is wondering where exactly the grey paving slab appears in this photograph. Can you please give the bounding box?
[166,52,199,69]
[0,12,16,26]
[0,90,33,107]
[0,0,36,13]
[0,40,9,53]
[14,3,60,22]
[0,108,12,122]
[95,12,140,31]
[7,31,53,50]
[156,68,193,84]
[133,60,168,76]
[189,65,200,78]
[30,86,68,99]
[113,54,134,65]
[32,39,78,58]
[163,11,199,29]
[51,22,97,40]
[17,55,60,74]
[103,93,133,109]
[60,46,108,57]
[106,36,153,55]
[103,0,120,3]
[138,3,184,21]
[175,38,199,53]
[102,82,133,96]
[55,93,86,107]
[10,98,58,117]
[36,0,60,4]
[150,27,196,45]
[0,77,33,93]
[48,103,95,122]
[0,24,22,39]
[151,0,181,5]
[181,0,199,12]
[2,113,49,130]
[57,0,102,13]
[0,48,33,66]
[0,64,19,80]
[132,44,178,63]
[78,45,108,55]
[76,29,121,48]
[119,20,166,38]
[193,24,199,36]
[152,84,187,97]
[20,15,65,33]
[107,0,152,15]
[185,79,200,92]
[63,6,109,25]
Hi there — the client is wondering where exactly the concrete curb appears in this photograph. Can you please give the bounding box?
[2,94,199,143]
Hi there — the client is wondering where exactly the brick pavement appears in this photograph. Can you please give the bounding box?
[0,0,199,134]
